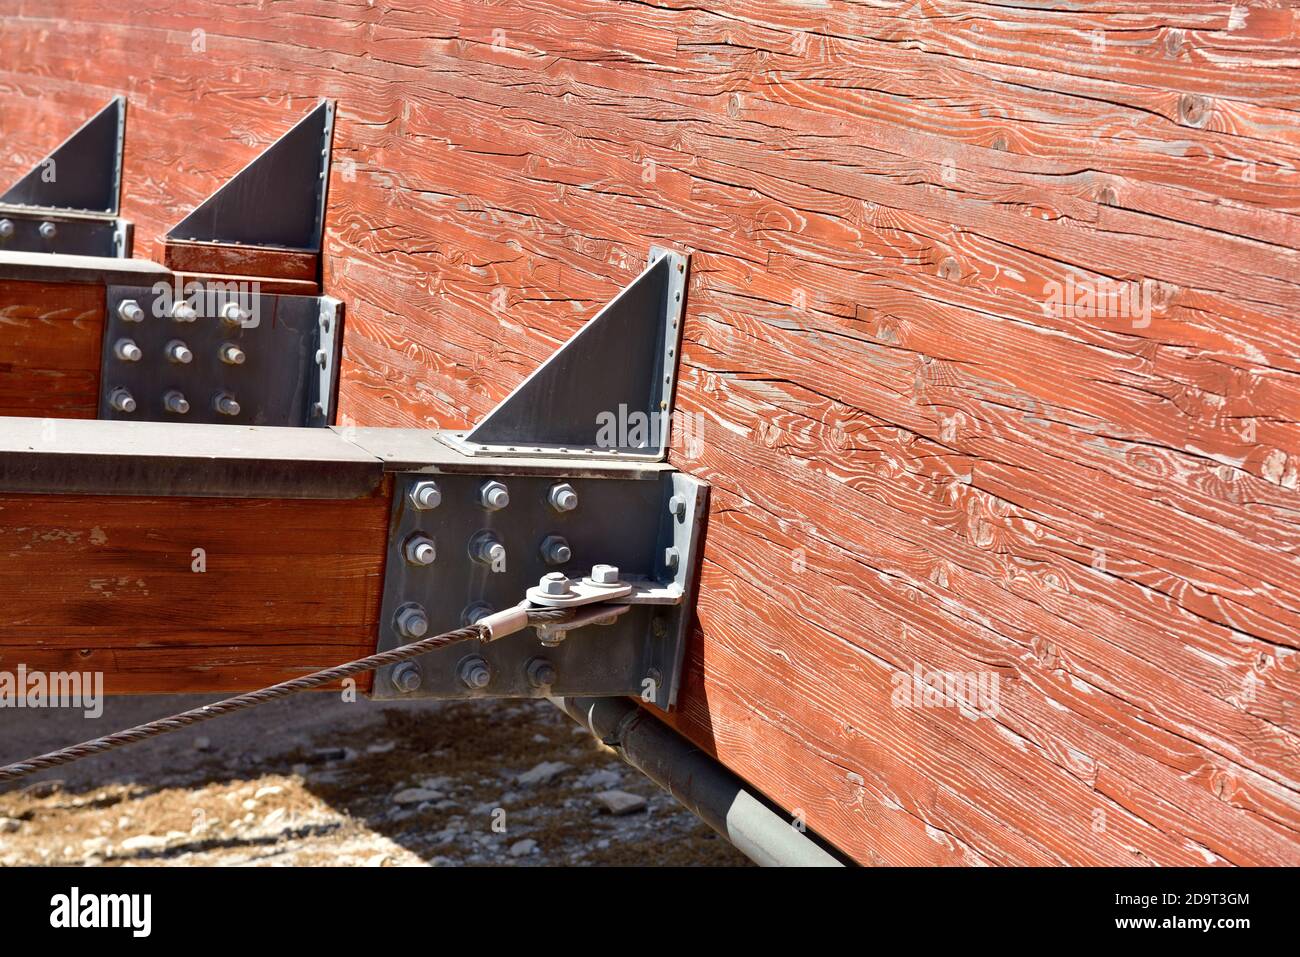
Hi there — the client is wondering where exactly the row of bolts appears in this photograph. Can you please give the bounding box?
[0,218,58,241]
[388,479,688,694]
[107,298,251,416]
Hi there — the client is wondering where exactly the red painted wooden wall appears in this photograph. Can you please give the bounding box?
[1,0,1297,864]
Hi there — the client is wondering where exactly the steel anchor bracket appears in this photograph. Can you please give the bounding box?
[371,468,707,711]
[0,97,133,257]
[98,285,343,427]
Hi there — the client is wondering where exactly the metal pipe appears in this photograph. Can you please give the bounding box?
[553,695,844,867]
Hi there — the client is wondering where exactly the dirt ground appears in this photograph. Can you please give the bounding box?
[0,693,749,867]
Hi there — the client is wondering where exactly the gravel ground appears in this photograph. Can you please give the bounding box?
[0,693,748,867]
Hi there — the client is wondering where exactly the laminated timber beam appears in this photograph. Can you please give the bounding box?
[0,247,705,706]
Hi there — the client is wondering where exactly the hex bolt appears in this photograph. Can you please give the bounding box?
[407,480,441,511]
[394,603,429,640]
[165,340,193,364]
[540,572,572,597]
[479,480,509,510]
[38,221,56,240]
[668,494,687,519]
[457,656,491,690]
[213,392,241,417]
[590,564,620,585]
[664,547,681,572]
[117,299,145,323]
[403,533,436,566]
[315,348,329,369]
[0,219,14,239]
[108,388,137,414]
[391,663,422,694]
[469,531,506,568]
[163,390,190,415]
[526,657,557,689]
[220,301,250,327]
[219,343,246,366]
[461,601,494,626]
[113,338,142,362]
[540,535,572,566]
[170,301,197,323]
[548,482,578,512]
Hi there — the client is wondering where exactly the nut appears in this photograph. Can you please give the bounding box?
[408,480,441,511]
[219,343,246,365]
[668,494,687,519]
[540,572,571,597]
[589,564,620,585]
[391,663,422,694]
[163,390,190,415]
[38,221,56,240]
[664,547,681,572]
[457,656,491,690]
[213,393,240,417]
[403,534,436,566]
[0,219,14,239]
[117,299,145,323]
[220,301,251,326]
[480,480,509,510]
[540,535,572,566]
[165,340,193,364]
[548,482,578,512]
[170,301,197,322]
[395,603,429,640]
[461,601,494,626]
[469,532,506,568]
[113,338,142,362]
[526,657,557,689]
[108,388,136,414]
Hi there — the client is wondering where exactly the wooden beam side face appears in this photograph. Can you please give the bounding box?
[0,278,104,419]
[0,479,393,693]
[164,240,320,287]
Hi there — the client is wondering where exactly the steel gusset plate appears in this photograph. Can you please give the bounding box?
[372,470,708,710]
[0,210,130,258]
[100,284,341,427]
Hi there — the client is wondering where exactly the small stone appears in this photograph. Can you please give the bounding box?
[23,780,63,798]
[120,834,168,852]
[0,817,21,833]
[517,761,569,786]
[193,736,212,752]
[254,785,283,799]
[583,769,622,789]
[509,839,537,857]
[367,741,396,754]
[594,790,647,816]
[262,808,286,829]
[391,787,442,805]
[241,799,258,811]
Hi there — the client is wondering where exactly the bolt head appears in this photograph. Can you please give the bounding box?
[540,572,571,596]
[664,548,681,572]
[221,301,250,325]
[480,480,509,510]
[668,494,687,519]
[590,564,620,585]
[395,604,429,639]
[0,219,13,239]
[548,482,578,512]
[391,663,422,693]
[38,221,56,240]
[408,481,441,511]
[404,535,436,566]
[461,602,494,626]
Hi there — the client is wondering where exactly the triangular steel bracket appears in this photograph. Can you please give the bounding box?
[166,100,334,252]
[440,247,690,462]
[0,97,126,214]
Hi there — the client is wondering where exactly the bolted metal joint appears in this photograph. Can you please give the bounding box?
[38,221,57,240]
[540,534,572,566]
[0,219,13,239]
[403,533,436,566]
[117,299,145,323]
[457,655,492,690]
[170,301,197,323]
[219,343,246,366]
[108,387,136,414]
[479,480,509,510]
[113,338,142,362]
[213,392,241,417]
[220,301,251,327]
[407,480,441,511]
[162,390,190,415]
[165,339,193,364]
[468,531,506,568]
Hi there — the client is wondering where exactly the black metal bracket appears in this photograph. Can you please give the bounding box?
[0,97,132,257]
[441,247,689,461]
[166,100,335,252]
[99,284,342,427]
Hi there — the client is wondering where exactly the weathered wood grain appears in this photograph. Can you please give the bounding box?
[0,486,392,693]
[0,278,103,418]
[0,0,1297,864]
